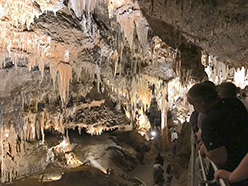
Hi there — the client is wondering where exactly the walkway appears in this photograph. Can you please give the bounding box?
[130,143,179,186]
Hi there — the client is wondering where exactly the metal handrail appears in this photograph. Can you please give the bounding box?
[208,158,229,186]
[198,150,209,186]
[134,176,147,186]
[190,131,196,186]
[197,150,227,186]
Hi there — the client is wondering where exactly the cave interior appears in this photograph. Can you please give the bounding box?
[0,0,248,185]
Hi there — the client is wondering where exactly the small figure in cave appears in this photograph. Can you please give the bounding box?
[168,127,176,135]
[165,164,173,186]
[154,108,161,131]
[153,160,164,186]
[148,106,156,129]
[106,168,114,176]
[147,97,158,129]
[170,130,178,143]
[106,168,110,175]
[171,130,178,155]
[155,152,164,166]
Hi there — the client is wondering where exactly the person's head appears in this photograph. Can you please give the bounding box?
[158,152,160,156]
[216,82,237,98]
[187,83,219,114]
[201,80,216,88]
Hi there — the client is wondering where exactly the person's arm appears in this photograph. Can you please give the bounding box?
[215,153,248,183]
[199,143,227,165]
[197,128,202,141]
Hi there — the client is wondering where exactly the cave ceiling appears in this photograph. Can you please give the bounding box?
[138,0,248,67]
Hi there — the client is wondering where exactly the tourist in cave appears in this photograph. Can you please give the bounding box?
[154,108,161,131]
[147,97,159,130]
[148,106,156,129]
[187,82,248,186]
[195,80,216,142]
[170,130,178,143]
[216,81,248,111]
[155,152,164,166]
[153,160,164,186]
[165,164,173,186]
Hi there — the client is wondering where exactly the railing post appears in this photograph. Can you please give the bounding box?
[198,150,208,186]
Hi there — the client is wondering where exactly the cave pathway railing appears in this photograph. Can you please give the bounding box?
[189,131,229,186]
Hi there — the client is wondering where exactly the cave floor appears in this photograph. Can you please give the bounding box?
[130,141,179,186]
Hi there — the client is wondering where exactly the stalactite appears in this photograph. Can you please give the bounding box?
[81,61,97,79]
[134,3,149,54]
[49,61,58,90]
[81,61,101,92]
[203,55,248,88]
[1,0,65,29]
[112,50,119,76]
[57,62,72,104]
[38,53,45,79]
[68,0,96,18]
[38,111,45,143]
[117,12,134,50]
[1,4,74,104]
[96,65,101,93]
[23,111,37,141]
[75,66,82,81]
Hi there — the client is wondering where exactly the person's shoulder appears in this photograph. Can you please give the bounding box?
[223,97,248,114]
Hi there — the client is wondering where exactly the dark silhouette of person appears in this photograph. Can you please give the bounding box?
[153,160,164,186]
[155,152,164,166]
[165,164,173,186]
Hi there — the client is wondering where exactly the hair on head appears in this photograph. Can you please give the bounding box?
[216,82,237,98]
[187,83,219,103]
[201,80,216,88]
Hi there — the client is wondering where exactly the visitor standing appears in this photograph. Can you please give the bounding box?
[165,164,173,186]
[155,152,164,166]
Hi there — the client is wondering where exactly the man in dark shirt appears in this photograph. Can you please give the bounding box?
[187,82,248,186]
[155,152,164,166]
